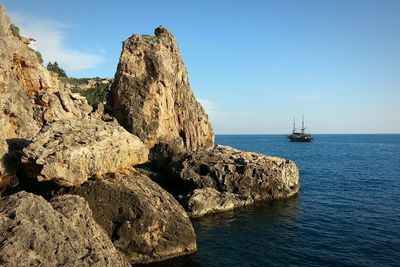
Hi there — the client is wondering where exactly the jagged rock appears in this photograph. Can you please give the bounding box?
[69,171,197,264]
[111,26,214,151]
[167,145,299,216]
[22,118,149,187]
[0,6,92,192]
[0,191,129,266]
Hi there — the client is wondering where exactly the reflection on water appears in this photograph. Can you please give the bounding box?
[140,135,400,266]
[143,196,300,267]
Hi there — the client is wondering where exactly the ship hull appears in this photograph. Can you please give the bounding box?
[288,134,313,142]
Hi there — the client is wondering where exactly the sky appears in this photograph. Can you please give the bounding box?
[2,0,400,134]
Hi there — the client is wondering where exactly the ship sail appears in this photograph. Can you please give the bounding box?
[288,115,313,142]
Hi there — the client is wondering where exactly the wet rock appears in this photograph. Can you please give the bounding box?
[0,191,129,266]
[69,171,197,264]
[111,26,214,151]
[22,118,148,187]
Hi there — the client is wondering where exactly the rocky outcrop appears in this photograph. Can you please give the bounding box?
[69,171,197,264]
[0,6,92,192]
[164,145,299,216]
[111,26,214,151]
[182,187,254,217]
[0,6,302,264]
[0,191,129,266]
[22,118,148,187]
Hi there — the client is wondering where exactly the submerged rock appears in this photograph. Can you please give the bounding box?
[0,191,129,266]
[69,171,197,264]
[166,145,299,217]
[22,118,148,187]
[111,26,214,151]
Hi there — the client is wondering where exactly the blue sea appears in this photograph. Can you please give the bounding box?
[149,134,400,266]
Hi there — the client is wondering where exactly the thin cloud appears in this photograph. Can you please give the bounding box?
[198,98,218,116]
[297,94,319,101]
[9,11,104,72]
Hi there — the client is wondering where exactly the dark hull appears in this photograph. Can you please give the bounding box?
[288,134,313,142]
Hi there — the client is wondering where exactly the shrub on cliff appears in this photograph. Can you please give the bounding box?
[34,50,43,64]
[71,83,111,107]
[47,61,67,78]
[10,24,22,39]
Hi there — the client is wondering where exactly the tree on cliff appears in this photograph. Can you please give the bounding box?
[47,61,67,78]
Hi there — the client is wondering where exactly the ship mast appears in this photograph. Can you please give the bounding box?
[301,115,305,134]
[292,117,296,133]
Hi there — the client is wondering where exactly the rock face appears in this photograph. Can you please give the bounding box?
[0,6,92,192]
[22,118,149,187]
[167,145,300,217]
[183,187,254,217]
[111,26,214,151]
[69,171,197,264]
[0,191,129,266]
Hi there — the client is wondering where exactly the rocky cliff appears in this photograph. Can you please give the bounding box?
[0,6,92,192]
[0,6,197,265]
[0,5,301,266]
[111,26,214,151]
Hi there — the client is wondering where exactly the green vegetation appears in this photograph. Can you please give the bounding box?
[34,50,43,64]
[47,61,67,78]
[10,24,22,40]
[141,35,156,45]
[66,77,112,107]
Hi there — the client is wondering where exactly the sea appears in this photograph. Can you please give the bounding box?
[148,134,400,267]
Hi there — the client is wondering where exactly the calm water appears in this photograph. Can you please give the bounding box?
[148,134,400,266]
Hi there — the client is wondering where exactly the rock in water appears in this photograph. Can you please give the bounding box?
[0,6,92,192]
[69,171,197,264]
[169,145,300,217]
[184,187,254,217]
[0,191,129,266]
[22,118,149,187]
[111,26,214,151]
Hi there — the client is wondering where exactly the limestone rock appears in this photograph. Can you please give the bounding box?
[111,26,214,151]
[184,187,254,217]
[0,191,129,266]
[69,171,197,264]
[168,145,299,216]
[0,6,92,191]
[22,118,149,187]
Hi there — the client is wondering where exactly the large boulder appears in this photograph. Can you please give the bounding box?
[0,191,129,266]
[69,171,197,264]
[0,5,92,192]
[111,26,214,151]
[21,118,149,187]
[167,145,300,217]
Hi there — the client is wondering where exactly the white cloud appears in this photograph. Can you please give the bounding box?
[9,11,104,72]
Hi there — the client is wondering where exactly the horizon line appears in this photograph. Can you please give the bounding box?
[215,133,400,135]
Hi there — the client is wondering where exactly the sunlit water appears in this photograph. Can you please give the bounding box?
[146,134,400,266]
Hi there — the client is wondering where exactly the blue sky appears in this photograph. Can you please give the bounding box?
[2,0,400,134]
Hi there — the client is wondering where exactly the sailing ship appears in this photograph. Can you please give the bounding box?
[288,115,313,142]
